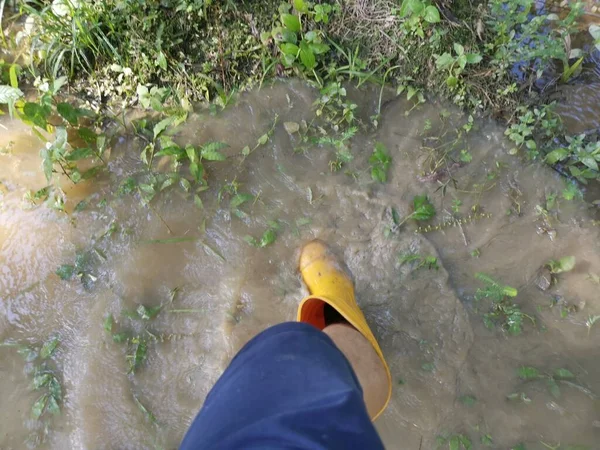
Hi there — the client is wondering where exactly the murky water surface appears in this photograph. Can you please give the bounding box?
[1,82,599,449]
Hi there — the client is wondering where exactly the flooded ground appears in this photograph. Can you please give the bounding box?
[1,81,599,449]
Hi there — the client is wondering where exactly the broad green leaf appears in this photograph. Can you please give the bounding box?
[48,377,62,401]
[554,368,575,379]
[153,116,174,140]
[310,43,330,55]
[589,24,600,40]
[371,166,386,183]
[194,194,204,209]
[401,0,425,16]
[201,149,227,161]
[449,436,460,450]
[57,102,79,125]
[65,147,93,161]
[180,178,191,192]
[459,395,476,406]
[190,162,204,182]
[459,435,472,450]
[412,195,436,221]
[136,304,162,320]
[230,193,254,208]
[46,394,60,415]
[104,314,114,332]
[23,102,50,129]
[581,156,598,171]
[281,29,298,44]
[435,52,454,69]
[78,127,97,144]
[32,394,49,419]
[299,42,316,69]
[112,332,129,343]
[502,286,518,297]
[260,229,277,247]
[56,264,75,280]
[465,53,482,64]
[128,339,147,373]
[517,366,540,380]
[545,148,569,164]
[550,255,576,274]
[453,43,465,55]
[481,435,493,447]
[547,377,560,398]
[281,13,301,33]
[293,0,308,13]
[186,145,198,164]
[280,43,299,56]
[200,142,228,161]
[40,336,59,359]
[423,5,440,23]
[33,373,52,390]
[257,134,269,145]
[157,51,167,71]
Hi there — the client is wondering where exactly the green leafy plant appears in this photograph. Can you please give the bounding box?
[1,336,63,422]
[435,44,482,89]
[244,223,278,248]
[397,195,436,227]
[369,142,391,183]
[436,433,472,450]
[475,273,534,335]
[398,0,441,39]
[514,365,580,399]
[269,1,332,77]
[545,134,600,184]
[399,253,439,271]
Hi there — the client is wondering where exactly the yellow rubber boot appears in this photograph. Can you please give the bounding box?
[297,240,392,420]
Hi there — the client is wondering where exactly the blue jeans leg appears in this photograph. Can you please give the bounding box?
[180,322,384,450]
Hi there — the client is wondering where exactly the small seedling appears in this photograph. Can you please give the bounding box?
[475,273,534,335]
[244,227,277,248]
[398,195,436,227]
[369,142,391,183]
[481,435,493,447]
[436,433,472,450]
[399,253,439,271]
[459,395,476,406]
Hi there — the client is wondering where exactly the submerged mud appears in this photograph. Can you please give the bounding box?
[1,82,599,449]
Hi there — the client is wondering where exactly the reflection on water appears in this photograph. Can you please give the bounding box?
[1,82,599,449]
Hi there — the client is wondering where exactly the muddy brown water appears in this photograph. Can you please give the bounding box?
[1,81,600,449]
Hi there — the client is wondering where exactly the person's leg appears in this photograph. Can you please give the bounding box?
[180,322,384,450]
[323,323,390,419]
[181,240,391,449]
